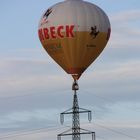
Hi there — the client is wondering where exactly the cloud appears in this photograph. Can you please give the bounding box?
[0,109,58,131]
[110,9,140,23]
[0,56,139,107]
[0,7,140,140]
[0,120,139,140]
[0,48,139,114]
[0,58,71,97]
[108,9,140,49]
[0,8,140,97]
[80,121,140,140]
[80,59,140,103]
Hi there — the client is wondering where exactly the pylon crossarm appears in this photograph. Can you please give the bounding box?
[60,108,73,124]
[58,128,72,136]
[58,128,95,136]
[78,108,92,122]
[61,108,73,114]
[79,108,91,112]
[57,128,95,140]
[80,128,96,140]
[80,128,94,133]
[61,109,91,114]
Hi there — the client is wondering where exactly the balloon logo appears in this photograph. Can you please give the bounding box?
[38,0,111,80]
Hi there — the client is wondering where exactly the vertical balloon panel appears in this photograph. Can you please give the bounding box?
[38,0,111,79]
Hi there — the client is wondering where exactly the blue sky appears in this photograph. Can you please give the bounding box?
[0,0,140,140]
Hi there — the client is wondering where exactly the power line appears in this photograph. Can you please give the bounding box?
[0,125,64,139]
[83,89,115,103]
[0,88,70,101]
[96,136,109,140]
[0,88,139,140]
[93,122,140,140]
[83,89,140,114]
[0,121,139,140]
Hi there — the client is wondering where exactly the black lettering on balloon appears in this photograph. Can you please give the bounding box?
[43,8,52,19]
[90,26,99,39]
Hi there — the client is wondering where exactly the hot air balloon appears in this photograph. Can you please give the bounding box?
[38,1,111,139]
[38,0,111,81]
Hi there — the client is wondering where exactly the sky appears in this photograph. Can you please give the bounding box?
[0,0,140,140]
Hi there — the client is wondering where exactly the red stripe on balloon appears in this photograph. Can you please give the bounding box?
[66,68,85,74]
[107,28,111,40]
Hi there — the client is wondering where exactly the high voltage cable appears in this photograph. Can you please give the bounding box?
[88,123,139,140]
[0,88,136,105]
[93,123,140,140]
[83,89,115,103]
[0,88,70,100]
[82,90,140,140]
[0,123,139,140]
[83,89,140,113]
[0,88,119,102]
[0,86,118,101]
[0,89,139,140]
[0,125,108,140]
[0,125,63,139]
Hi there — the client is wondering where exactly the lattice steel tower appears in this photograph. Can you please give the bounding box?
[57,80,95,140]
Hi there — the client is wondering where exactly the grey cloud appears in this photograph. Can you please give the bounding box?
[110,9,140,23]
[0,108,61,135]
[0,7,140,140]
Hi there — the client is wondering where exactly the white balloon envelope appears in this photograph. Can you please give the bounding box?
[38,0,111,80]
